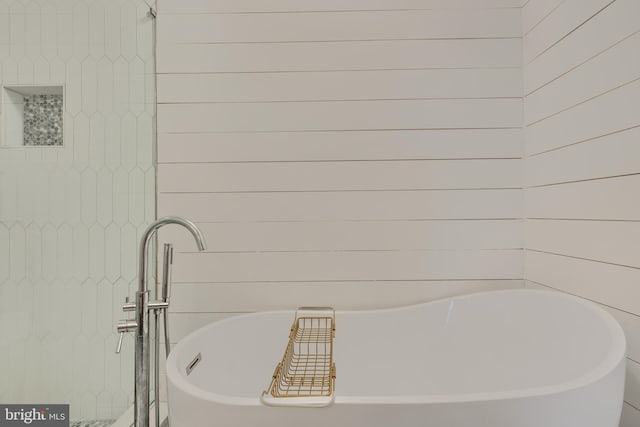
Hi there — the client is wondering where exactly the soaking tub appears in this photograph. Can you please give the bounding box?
[166,290,626,427]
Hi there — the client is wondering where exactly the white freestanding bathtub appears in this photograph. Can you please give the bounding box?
[166,290,626,427]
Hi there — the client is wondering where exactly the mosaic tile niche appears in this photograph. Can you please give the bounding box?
[23,94,64,146]
[1,85,64,147]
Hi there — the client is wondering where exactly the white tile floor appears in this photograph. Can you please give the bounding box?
[70,421,114,427]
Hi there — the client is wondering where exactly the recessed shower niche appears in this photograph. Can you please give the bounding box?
[1,85,64,147]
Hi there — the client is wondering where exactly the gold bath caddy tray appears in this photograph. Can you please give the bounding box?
[261,307,336,408]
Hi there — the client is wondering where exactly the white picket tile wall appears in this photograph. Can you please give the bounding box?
[0,0,155,421]
[155,0,525,387]
[523,0,640,424]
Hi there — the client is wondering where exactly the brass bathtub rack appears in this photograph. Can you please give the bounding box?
[261,307,336,407]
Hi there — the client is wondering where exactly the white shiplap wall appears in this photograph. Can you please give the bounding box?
[522,0,640,425]
[155,0,525,345]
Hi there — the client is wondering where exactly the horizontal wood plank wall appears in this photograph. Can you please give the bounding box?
[523,0,640,424]
[156,0,524,356]
[159,0,528,13]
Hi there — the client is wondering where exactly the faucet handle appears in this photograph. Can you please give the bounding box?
[115,332,125,354]
[115,319,137,354]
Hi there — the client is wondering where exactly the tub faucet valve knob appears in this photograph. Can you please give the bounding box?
[122,296,136,312]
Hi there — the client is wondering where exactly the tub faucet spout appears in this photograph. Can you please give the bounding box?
[124,216,207,427]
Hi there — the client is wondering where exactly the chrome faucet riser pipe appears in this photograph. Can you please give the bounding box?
[153,243,172,427]
[134,290,150,427]
[154,308,160,427]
